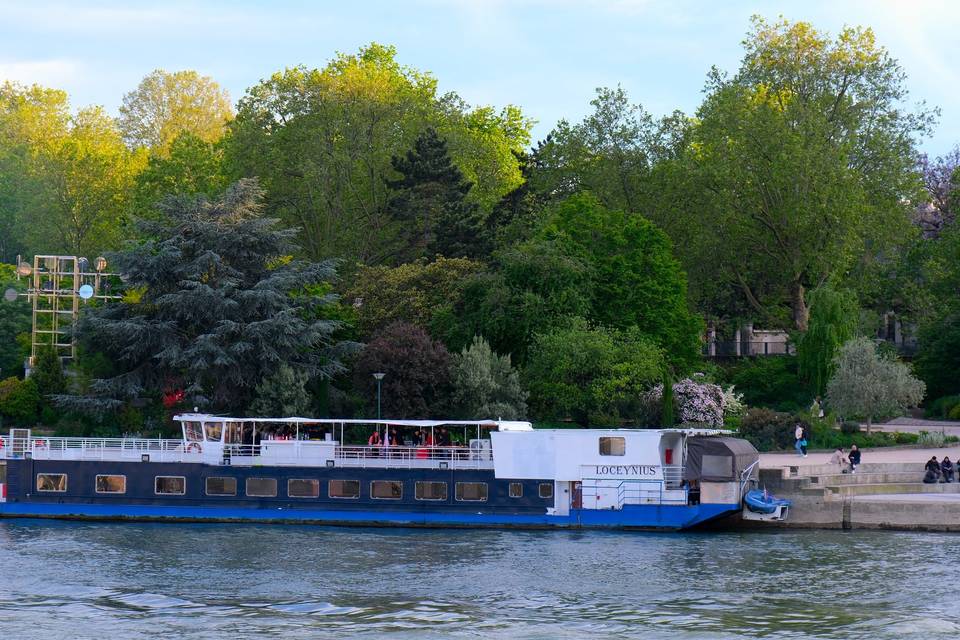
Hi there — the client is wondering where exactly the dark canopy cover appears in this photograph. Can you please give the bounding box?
[685,437,759,482]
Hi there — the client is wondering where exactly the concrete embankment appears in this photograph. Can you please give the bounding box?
[744,459,960,532]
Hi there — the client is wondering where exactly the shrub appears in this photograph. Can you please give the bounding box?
[950,405,960,421]
[925,395,960,419]
[893,432,919,445]
[737,408,797,451]
[840,420,860,434]
[0,377,39,426]
[918,430,948,448]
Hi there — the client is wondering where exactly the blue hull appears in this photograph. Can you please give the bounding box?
[0,501,740,530]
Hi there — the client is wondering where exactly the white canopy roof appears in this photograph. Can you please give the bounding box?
[172,414,533,430]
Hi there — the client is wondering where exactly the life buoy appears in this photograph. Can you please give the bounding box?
[186,442,202,454]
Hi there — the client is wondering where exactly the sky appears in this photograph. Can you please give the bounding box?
[0,0,957,156]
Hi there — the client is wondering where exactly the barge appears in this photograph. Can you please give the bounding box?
[0,415,760,530]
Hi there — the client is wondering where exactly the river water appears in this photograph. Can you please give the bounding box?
[0,520,956,639]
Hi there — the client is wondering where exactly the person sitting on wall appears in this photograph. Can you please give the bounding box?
[847,445,861,474]
[830,448,845,468]
[941,457,955,483]
[925,456,941,482]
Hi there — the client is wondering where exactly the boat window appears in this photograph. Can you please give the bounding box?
[155,476,186,495]
[183,421,203,442]
[415,481,447,501]
[95,475,126,494]
[288,479,320,498]
[36,473,67,492]
[455,482,488,502]
[509,482,523,498]
[539,482,553,499]
[204,422,223,442]
[371,480,403,500]
[206,477,237,496]
[329,480,360,499]
[246,478,277,497]
[599,436,626,456]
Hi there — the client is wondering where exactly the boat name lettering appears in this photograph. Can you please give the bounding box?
[594,465,659,476]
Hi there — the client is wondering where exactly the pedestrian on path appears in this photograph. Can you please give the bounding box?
[794,423,807,457]
[848,445,861,473]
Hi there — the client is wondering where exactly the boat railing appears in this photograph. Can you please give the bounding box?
[0,435,194,462]
[334,445,491,470]
[0,436,494,470]
[581,467,688,509]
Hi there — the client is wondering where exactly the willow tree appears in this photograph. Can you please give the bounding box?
[65,180,352,415]
[668,17,933,330]
[797,285,859,396]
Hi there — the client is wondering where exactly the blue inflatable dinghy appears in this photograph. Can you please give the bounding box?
[744,489,792,514]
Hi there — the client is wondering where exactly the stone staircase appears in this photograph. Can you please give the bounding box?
[759,462,960,498]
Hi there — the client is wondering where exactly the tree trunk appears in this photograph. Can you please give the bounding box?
[866,415,872,435]
[791,280,808,331]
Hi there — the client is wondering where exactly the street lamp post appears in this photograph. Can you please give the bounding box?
[373,372,385,421]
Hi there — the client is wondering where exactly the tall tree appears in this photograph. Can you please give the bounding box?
[386,127,486,260]
[450,336,527,420]
[119,69,233,153]
[63,180,351,415]
[0,264,30,378]
[226,43,531,263]
[659,17,934,329]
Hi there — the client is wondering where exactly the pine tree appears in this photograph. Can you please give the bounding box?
[60,179,353,415]
[386,128,487,261]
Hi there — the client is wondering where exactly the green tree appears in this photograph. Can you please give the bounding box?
[451,239,592,363]
[31,346,66,398]
[524,320,664,426]
[226,43,531,263]
[661,371,675,427]
[797,284,859,395]
[540,193,702,369]
[386,127,487,260]
[0,264,30,377]
[63,180,352,416]
[345,257,483,337]
[534,86,687,213]
[0,377,39,426]
[133,131,227,214]
[248,364,312,417]
[658,17,932,329]
[826,337,925,432]
[450,336,527,420]
[119,69,233,153]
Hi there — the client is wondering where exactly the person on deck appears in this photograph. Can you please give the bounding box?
[847,445,861,474]
[368,430,382,457]
[941,457,954,483]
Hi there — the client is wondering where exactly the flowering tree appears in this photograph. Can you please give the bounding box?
[644,375,736,427]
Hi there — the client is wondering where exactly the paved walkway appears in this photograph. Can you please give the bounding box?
[853,493,960,503]
[867,417,960,436]
[760,446,960,468]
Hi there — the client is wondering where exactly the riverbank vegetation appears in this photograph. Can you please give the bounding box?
[1,18,959,449]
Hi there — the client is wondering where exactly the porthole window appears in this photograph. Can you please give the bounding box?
[329,480,360,499]
[371,480,403,500]
[455,482,488,502]
[288,479,320,498]
[539,482,554,499]
[36,473,67,492]
[206,477,237,496]
[415,481,447,501]
[246,478,278,497]
[155,476,185,495]
[509,482,523,498]
[95,475,126,494]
